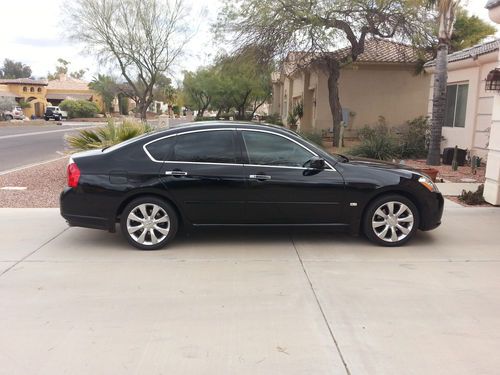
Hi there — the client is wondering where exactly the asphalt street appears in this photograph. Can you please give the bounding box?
[0,123,98,173]
[0,203,499,374]
[0,118,188,173]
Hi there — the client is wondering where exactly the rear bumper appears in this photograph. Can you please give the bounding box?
[419,192,444,231]
[60,187,115,232]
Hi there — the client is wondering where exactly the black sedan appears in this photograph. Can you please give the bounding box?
[60,122,443,250]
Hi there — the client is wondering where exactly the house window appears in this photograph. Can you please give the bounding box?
[445,83,468,128]
[30,87,34,92]
[37,87,42,93]
[23,87,27,92]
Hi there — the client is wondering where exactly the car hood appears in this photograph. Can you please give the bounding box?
[345,156,420,173]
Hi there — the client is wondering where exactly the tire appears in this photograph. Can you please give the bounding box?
[120,196,178,250]
[363,194,419,247]
[5,115,13,121]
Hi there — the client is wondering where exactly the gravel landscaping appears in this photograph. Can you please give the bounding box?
[0,157,67,207]
[404,159,486,183]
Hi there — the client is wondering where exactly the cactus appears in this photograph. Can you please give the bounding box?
[452,145,458,171]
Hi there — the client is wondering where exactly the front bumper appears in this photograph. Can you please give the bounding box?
[419,192,444,231]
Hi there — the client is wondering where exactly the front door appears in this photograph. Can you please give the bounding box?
[240,129,345,224]
[157,129,247,224]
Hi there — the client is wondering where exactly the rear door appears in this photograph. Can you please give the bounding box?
[152,129,247,224]
[240,129,345,224]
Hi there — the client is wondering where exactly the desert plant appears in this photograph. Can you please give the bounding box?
[293,101,304,120]
[399,116,429,158]
[349,122,399,160]
[287,112,298,127]
[60,99,100,118]
[458,184,486,205]
[300,131,323,147]
[18,99,31,109]
[67,119,153,150]
[265,113,283,126]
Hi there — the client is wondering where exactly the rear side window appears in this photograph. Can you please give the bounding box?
[145,137,176,161]
[173,130,236,163]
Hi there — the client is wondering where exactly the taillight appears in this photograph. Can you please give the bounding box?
[67,158,81,188]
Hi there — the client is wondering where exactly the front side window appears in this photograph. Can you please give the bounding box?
[242,131,313,167]
[445,83,468,128]
[173,130,237,164]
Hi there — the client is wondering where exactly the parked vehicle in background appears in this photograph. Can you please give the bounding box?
[44,106,68,121]
[60,122,444,250]
[3,106,25,120]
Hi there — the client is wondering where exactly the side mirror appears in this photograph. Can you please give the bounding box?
[308,156,325,170]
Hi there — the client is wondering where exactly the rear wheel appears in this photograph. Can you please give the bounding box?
[363,195,419,247]
[120,197,178,250]
[5,115,13,121]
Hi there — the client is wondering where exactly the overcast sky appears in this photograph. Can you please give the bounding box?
[0,0,497,84]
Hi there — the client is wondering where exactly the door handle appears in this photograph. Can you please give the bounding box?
[165,170,188,176]
[249,174,271,181]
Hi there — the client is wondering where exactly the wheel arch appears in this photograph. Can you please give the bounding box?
[115,190,184,227]
[356,188,423,234]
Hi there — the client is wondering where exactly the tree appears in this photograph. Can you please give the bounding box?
[451,8,496,52]
[426,0,460,166]
[215,0,431,146]
[0,59,32,79]
[154,74,177,104]
[89,74,119,113]
[182,69,215,117]
[414,7,496,74]
[65,0,190,120]
[0,97,16,119]
[214,52,271,120]
[47,58,88,80]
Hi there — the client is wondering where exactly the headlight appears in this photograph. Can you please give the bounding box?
[418,175,439,192]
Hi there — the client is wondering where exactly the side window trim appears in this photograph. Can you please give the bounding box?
[143,128,242,165]
[239,129,336,171]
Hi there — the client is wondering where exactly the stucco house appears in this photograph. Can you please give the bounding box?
[0,74,104,118]
[271,39,430,137]
[0,78,48,118]
[424,39,500,159]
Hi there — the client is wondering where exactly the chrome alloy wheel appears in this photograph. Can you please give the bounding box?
[126,203,170,246]
[371,201,414,243]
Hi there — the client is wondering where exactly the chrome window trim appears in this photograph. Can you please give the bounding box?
[239,128,337,171]
[142,126,337,172]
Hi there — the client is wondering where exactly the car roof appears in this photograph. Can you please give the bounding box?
[157,121,296,137]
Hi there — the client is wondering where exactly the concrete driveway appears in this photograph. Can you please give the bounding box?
[0,203,499,375]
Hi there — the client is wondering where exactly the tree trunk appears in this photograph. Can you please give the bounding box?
[327,62,343,148]
[427,42,448,166]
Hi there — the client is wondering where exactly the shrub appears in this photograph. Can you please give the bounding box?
[66,119,153,150]
[399,116,429,158]
[60,99,100,118]
[349,120,399,160]
[265,113,283,126]
[458,184,486,205]
[300,131,323,146]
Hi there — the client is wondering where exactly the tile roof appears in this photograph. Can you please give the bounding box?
[0,78,48,85]
[424,39,500,67]
[332,38,423,64]
[46,93,92,100]
[47,75,90,91]
[486,0,500,10]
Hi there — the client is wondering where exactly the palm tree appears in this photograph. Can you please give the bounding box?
[426,0,460,166]
[89,74,118,114]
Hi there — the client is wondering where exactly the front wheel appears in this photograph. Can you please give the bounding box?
[120,197,178,250]
[363,195,419,247]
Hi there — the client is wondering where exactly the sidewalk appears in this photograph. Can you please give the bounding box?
[1,207,500,374]
[436,182,481,196]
